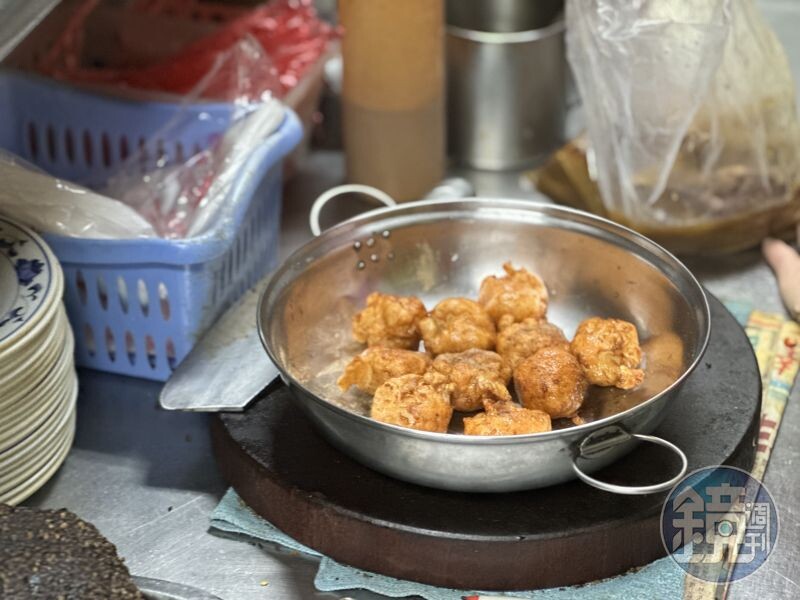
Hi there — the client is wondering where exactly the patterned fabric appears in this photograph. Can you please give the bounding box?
[684,304,800,599]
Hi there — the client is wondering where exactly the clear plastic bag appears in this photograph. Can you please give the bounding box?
[101,37,285,239]
[566,0,800,253]
[0,151,157,239]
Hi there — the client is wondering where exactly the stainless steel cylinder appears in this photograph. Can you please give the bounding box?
[446,0,567,170]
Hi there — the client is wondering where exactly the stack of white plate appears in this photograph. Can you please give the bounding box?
[0,216,77,505]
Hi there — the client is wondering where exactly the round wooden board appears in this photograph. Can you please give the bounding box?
[212,295,760,590]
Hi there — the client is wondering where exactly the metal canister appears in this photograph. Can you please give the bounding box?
[446,0,567,170]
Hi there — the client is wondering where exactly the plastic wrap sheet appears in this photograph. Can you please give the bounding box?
[566,0,800,230]
[100,38,286,239]
[1,37,285,240]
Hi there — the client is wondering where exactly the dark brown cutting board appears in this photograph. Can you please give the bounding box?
[211,295,760,590]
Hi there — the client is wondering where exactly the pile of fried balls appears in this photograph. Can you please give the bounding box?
[337,263,644,436]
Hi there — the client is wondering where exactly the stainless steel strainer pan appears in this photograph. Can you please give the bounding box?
[258,198,710,493]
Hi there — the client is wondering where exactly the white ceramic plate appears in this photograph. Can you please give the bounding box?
[0,380,78,505]
[0,304,66,385]
[0,310,68,404]
[0,327,74,450]
[0,318,72,410]
[0,391,68,475]
[0,308,68,406]
[0,357,75,459]
[0,405,75,505]
[0,379,75,490]
[0,217,60,350]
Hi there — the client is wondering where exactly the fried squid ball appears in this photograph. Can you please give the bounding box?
[430,349,512,411]
[338,347,432,395]
[514,346,588,419]
[496,319,569,371]
[570,317,644,389]
[370,372,455,433]
[418,298,496,355]
[352,292,427,349]
[478,262,548,329]
[463,400,552,436]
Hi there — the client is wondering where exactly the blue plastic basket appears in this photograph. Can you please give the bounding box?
[0,72,302,380]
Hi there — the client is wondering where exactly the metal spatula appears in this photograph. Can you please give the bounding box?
[159,279,278,412]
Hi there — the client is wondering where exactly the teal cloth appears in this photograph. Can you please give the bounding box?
[723,299,753,327]
[211,489,684,600]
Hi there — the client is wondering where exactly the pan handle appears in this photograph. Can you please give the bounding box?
[309,184,397,236]
[572,429,688,495]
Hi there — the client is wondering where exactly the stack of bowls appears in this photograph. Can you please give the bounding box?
[0,216,77,505]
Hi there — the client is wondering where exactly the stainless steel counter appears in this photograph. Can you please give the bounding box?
[22,150,800,600]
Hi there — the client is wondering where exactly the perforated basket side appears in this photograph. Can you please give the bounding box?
[0,71,233,188]
[64,263,188,379]
[60,159,285,380]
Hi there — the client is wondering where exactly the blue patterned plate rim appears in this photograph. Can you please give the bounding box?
[0,217,54,345]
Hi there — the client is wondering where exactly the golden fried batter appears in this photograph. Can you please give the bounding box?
[496,319,569,370]
[478,262,548,329]
[352,292,427,349]
[463,400,552,436]
[571,317,644,389]
[431,349,512,411]
[418,298,496,355]
[338,347,432,395]
[370,372,455,433]
[514,346,588,419]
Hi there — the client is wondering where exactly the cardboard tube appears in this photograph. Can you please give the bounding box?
[341,0,445,201]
